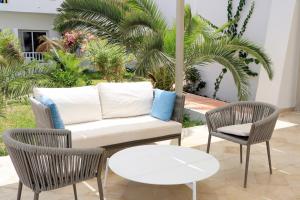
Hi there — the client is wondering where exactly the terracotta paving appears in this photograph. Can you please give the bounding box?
[1,112,300,200]
[185,93,227,114]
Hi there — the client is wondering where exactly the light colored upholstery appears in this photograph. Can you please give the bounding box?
[217,123,252,137]
[33,86,102,125]
[66,115,182,148]
[97,82,153,119]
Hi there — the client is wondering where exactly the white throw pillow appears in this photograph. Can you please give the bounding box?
[217,123,252,137]
[98,82,153,119]
[33,86,102,125]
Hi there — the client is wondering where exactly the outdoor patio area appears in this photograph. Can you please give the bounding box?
[1,111,299,200]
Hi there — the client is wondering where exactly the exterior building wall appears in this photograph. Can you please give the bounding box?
[0,11,59,38]
[0,0,63,14]
[256,0,300,109]
[155,0,272,102]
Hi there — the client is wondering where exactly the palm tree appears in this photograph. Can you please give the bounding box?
[54,0,272,100]
[0,29,50,117]
[36,35,63,52]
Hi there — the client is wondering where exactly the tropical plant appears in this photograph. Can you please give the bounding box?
[54,0,272,100]
[213,0,258,99]
[45,50,91,87]
[36,35,63,52]
[0,30,50,105]
[86,39,128,82]
[184,66,206,94]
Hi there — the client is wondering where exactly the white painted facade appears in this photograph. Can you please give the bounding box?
[156,0,300,109]
[0,0,63,60]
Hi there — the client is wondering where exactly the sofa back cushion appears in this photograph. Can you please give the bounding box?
[33,86,102,125]
[97,82,153,119]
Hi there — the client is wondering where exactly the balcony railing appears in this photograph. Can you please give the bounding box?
[23,52,44,62]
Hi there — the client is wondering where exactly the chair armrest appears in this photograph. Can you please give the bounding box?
[249,111,279,144]
[205,104,235,132]
[30,97,54,129]
[172,94,185,123]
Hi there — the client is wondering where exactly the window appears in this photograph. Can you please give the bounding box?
[0,0,8,3]
[20,31,47,52]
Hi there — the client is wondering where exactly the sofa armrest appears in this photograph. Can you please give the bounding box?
[30,97,54,129]
[172,94,185,123]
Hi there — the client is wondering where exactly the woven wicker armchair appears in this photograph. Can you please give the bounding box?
[205,102,279,188]
[3,129,105,200]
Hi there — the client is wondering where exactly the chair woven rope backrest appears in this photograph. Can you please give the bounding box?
[3,129,103,193]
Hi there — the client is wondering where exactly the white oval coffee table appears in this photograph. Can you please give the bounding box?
[104,145,219,200]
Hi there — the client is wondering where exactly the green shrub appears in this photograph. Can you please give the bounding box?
[183,114,204,128]
[45,50,91,87]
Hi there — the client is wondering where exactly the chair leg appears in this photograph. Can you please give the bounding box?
[207,134,212,153]
[73,184,78,200]
[240,144,243,164]
[266,141,273,174]
[17,181,23,200]
[244,145,251,188]
[178,135,182,146]
[97,175,104,200]
[33,192,39,200]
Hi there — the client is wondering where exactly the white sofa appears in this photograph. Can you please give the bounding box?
[30,82,185,149]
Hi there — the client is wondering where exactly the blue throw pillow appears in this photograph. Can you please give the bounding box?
[37,96,65,129]
[151,89,176,121]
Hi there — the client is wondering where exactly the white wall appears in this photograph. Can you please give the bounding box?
[0,0,63,14]
[256,0,300,108]
[155,0,272,102]
[0,11,59,38]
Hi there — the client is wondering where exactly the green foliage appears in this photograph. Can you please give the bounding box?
[0,30,51,116]
[184,67,206,94]
[183,114,204,128]
[86,39,128,82]
[0,29,24,65]
[0,104,35,156]
[45,50,91,87]
[54,0,272,100]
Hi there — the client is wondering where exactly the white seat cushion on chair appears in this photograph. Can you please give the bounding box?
[33,86,102,125]
[66,115,182,148]
[217,123,252,137]
[97,82,153,119]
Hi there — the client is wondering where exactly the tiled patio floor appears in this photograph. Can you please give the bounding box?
[1,112,300,200]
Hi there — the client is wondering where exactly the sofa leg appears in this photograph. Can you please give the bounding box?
[178,136,182,146]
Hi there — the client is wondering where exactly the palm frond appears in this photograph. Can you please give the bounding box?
[127,0,167,31]
[55,0,125,43]
[228,38,273,79]
[36,36,63,52]
[186,39,249,100]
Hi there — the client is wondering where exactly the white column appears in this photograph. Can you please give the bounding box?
[175,0,185,95]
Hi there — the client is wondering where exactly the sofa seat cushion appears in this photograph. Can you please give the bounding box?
[65,115,182,148]
[97,82,153,119]
[217,123,252,137]
[33,86,102,125]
